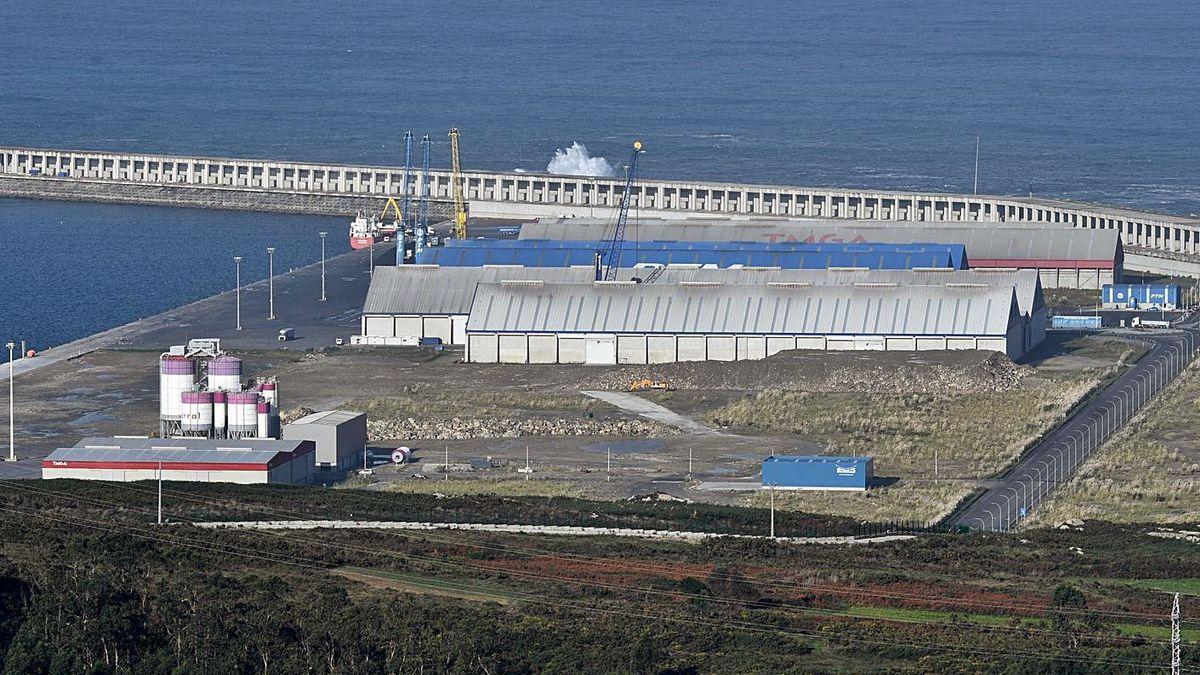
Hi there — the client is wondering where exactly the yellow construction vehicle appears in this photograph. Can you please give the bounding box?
[449,128,467,239]
[629,379,672,392]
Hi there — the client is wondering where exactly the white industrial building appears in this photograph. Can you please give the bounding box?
[464,281,1026,364]
[358,265,595,345]
[281,410,368,473]
[41,437,315,485]
[358,265,1044,354]
[648,267,1046,355]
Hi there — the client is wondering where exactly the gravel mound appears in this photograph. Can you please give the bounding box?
[585,350,1029,394]
[368,416,673,441]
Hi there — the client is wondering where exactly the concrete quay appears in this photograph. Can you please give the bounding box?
[4,146,1200,274]
[1,240,395,384]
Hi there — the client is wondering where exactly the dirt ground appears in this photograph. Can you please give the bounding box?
[2,338,1130,522]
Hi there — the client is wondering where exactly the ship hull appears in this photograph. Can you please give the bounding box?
[349,235,378,250]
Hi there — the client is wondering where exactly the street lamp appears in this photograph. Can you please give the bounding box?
[5,341,14,462]
[233,256,243,331]
[319,232,328,302]
[266,247,276,320]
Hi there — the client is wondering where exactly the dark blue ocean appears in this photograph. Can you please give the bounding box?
[2,1,1198,349]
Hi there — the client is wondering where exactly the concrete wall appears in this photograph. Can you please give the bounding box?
[3,146,1199,269]
[360,313,466,345]
[466,332,1021,364]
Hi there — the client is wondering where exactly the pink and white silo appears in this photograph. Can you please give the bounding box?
[257,401,271,439]
[212,391,228,438]
[180,391,214,437]
[227,391,262,438]
[208,356,243,392]
[159,356,196,435]
[261,381,280,437]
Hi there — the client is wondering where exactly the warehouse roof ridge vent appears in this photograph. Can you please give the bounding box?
[500,280,545,287]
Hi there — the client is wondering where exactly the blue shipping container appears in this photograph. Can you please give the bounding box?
[1050,315,1103,329]
[1102,284,1179,309]
[762,455,873,491]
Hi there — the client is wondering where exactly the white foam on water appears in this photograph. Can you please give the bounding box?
[546,142,617,177]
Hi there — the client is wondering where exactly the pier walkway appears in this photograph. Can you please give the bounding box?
[3,146,1200,274]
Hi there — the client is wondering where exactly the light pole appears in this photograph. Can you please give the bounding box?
[233,256,243,331]
[769,483,776,539]
[973,133,980,195]
[5,341,14,462]
[157,459,163,525]
[319,232,328,302]
[266,247,276,320]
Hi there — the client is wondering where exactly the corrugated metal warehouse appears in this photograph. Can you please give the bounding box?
[41,437,315,485]
[416,240,967,271]
[647,267,1046,354]
[281,410,368,472]
[359,266,596,345]
[358,266,1045,353]
[519,218,1122,288]
[464,280,1025,363]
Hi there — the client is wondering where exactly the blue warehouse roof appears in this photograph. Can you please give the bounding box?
[418,240,967,270]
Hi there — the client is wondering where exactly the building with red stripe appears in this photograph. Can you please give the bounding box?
[519,219,1123,290]
[42,437,315,485]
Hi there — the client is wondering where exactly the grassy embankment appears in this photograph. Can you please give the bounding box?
[1030,360,1200,525]
[701,340,1145,524]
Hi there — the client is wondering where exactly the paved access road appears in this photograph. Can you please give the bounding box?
[581,390,721,436]
[952,319,1200,531]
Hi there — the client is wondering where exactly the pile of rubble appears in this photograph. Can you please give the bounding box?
[368,416,673,441]
[586,351,1030,394]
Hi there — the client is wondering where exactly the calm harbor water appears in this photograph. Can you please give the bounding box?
[1,0,1197,349]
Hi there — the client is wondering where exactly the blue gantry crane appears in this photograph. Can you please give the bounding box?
[417,134,431,254]
[400,130,414,227]
[596,141,644,281]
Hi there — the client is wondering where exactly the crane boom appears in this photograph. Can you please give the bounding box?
[449,128,467,239]
[598,141,644,281]
[400,130,414,226]
[419,134,431,234]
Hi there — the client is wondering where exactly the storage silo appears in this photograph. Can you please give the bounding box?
[179,391,214,437]
[261,381,280,438]
[208,356,243,392]
[159,356,196,437]
[257,401,271,439]
[212,391,228,439]
[227,391,262,438]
